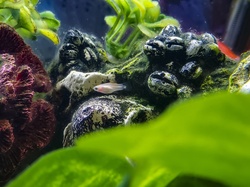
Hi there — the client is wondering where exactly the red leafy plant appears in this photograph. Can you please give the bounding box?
[0,23,56,181]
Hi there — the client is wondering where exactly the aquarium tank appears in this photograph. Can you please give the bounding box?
[0,0,250,186]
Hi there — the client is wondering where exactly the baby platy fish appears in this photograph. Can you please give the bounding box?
[93,82,126,94]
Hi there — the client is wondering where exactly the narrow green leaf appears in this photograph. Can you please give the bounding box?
[18,6,36,33]
[16,27,36,40]
[132,0,146,21]
[144,1,160,22]
[143,16,180,28]
[118,0,130,16]
[105,0,120,14]
[137,23,156,37]
[38,28,59,44]
[7,148,132,187]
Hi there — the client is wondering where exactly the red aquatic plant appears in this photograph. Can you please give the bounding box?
[0,23,56,181]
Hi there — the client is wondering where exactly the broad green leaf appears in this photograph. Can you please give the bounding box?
[16,27,36,40]
[144,1,160,22]
[76,92,250,186]
[130,165,178,187]
[30,0,39,6]
[40,17,60,31]
[0,1,23,9]
[29,8,41,20]
[143,16,180,28]
[142,0,157,8]
[7,148,132,187]
[0,8,17,26]
[40,11,57,20]
[166,175,228,187]
[105,15,117,27]
[0,8,12,20]
[137,23,156,37]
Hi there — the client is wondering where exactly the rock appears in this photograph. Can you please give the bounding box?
[48,29,106,84]
[56,71,115,99]
[229,53,250,93]
[63,95,154,146]
[47,26,240,148]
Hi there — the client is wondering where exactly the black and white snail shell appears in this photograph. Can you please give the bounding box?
[179,61,203,80]
[148,71,179,97]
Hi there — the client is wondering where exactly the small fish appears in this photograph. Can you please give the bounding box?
[93,83,126,94]
[217,40,240,60]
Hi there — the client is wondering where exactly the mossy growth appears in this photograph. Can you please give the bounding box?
[104,0,179,59]
[201,58,237,94]
[0,0,60,44]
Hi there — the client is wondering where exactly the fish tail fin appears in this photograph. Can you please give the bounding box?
[123,81,132,92]
[217,40,240,60]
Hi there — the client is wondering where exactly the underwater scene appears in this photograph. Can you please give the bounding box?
[0,0,250,186]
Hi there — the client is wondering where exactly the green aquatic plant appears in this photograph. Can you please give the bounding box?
[7,92,250,187]
[105,0,179,59]
[0,0,60,44]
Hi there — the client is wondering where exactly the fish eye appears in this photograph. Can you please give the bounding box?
[93,87,98,91]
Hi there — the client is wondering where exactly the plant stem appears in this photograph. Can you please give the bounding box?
[114,21,129,43]
[106,13,122,40]
[109,16,127,41]
[122,27,140,48]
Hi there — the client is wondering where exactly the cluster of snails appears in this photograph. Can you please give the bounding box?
[144,25,226,98]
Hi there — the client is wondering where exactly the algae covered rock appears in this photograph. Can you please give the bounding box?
[49,29,106,84]
[48,26,240,147]
[229,52,250,93]
[56,70,115,99]
[63,95,154,146]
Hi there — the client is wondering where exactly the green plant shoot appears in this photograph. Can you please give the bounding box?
[105,0,179,59]
[0,0,60,44]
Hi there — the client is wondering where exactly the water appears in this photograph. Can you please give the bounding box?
[32,0,249,62]
[1,0,250,185]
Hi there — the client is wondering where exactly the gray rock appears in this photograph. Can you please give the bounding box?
[63,95,154,146]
